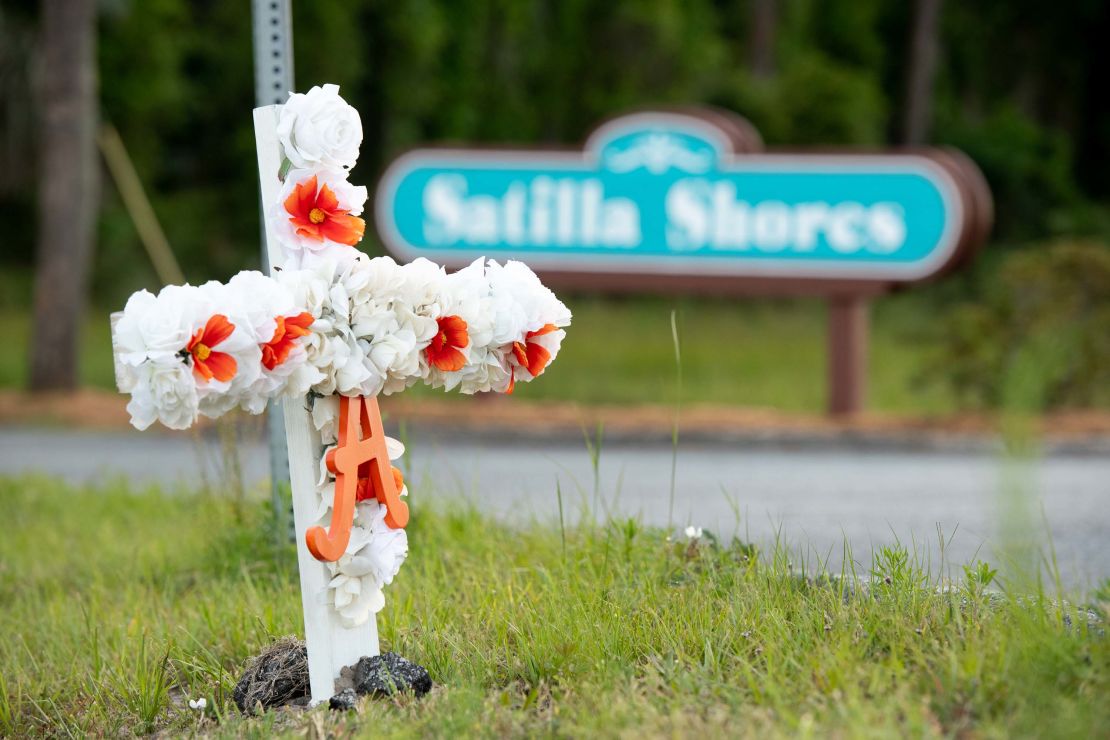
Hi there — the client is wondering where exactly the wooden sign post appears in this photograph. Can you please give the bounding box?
[827,294,869,416]
[253,105,379,703]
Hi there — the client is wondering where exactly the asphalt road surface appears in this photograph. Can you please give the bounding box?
[2,426,1108,590]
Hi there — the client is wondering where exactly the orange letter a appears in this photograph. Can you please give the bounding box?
[306,395,409,562]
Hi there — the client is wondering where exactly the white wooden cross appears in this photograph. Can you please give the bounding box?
[253,105,378,704]
[110,94,569,708]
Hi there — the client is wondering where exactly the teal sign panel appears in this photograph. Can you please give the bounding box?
[375,112,974,282]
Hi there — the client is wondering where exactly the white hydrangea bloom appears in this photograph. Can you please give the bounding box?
[486,259,573,332]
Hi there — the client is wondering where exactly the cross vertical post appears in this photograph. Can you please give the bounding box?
[253,105,381,705]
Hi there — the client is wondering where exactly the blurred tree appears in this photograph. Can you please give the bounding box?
[30,0,98,390]
[902,0,942,144]
[748,0,777,79]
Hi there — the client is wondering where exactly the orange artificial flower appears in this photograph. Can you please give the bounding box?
[425,315,469,372]
[283,174,365,246]
[507,323,558,394]
[356,466,405,504]
[261,311,314,370]
[186,314,237,382]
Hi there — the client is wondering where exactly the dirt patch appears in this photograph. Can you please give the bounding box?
[4,388,1110,443]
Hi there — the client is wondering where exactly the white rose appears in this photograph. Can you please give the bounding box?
[115,287,204,366]
[126,362,199,431]
[277,83,362,170]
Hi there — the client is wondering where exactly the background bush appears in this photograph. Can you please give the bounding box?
[928,241,1110,410]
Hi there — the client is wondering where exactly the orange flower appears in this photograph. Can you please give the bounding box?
[425,315,469,372]
[261,311,314,370]
[507,324,558,394]
[356,466,405,504]
[283,174,365,246]
[186,314,237,382]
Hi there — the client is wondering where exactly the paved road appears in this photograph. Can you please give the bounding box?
[2,426,1108,590]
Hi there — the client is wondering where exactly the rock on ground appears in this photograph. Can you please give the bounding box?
[329,687,359,711]
[336,652,433,698]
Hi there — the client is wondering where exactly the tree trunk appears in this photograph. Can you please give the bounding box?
[902,0,943,145]
[30,0,98,391]
[749,0,777,80]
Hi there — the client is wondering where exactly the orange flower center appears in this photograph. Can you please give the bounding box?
[308,207,326,224]
[193,343,211,361]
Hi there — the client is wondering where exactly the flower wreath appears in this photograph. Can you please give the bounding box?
[113,84,571,627]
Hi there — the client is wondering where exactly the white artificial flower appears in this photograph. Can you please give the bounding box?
[351,499,408,585]
[217,271,294,342]
[367,329,418,393]
[324,500,409,627]
[276,261,340,319]
[457,345,513,394]
[208,270,323,414]
[486,259,572,332]
[188,283,261,417]
[399,258,449,314]
[114,256,572,438]
[115,285,205,367]
[311,394,341,443]
[328,570,385,628]
[356,261,437,347]
[277,83,362,171]
[126,361,199,431]
[279,260,377,397]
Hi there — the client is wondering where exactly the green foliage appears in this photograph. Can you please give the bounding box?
[716,51,888,147]
[5,0,1110,303]
[963,560,999,601]
[0,475,1107,736]
[928,241,1110,409]
[938,107,1082,239]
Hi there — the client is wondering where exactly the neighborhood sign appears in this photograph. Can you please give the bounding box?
[375,109,991,415]
[375,110,991,292]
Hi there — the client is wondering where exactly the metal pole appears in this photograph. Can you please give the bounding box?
[251,0,295,536]
[827,295,868,416]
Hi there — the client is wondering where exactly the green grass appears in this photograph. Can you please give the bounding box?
[0,293,957,414]
[1,475,1106,737]
[510,293,954,413]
